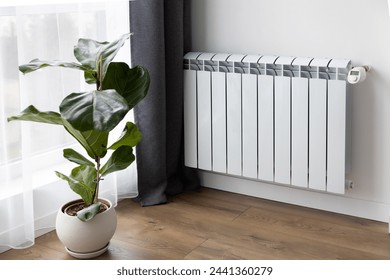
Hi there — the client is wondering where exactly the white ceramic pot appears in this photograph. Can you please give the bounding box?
[56,198,117,259]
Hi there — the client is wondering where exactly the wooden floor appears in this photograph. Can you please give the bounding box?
[1,187,390,260]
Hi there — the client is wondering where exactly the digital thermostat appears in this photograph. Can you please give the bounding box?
[347,66,370,84]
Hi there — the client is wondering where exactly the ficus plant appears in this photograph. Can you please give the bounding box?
[8,33,150,221]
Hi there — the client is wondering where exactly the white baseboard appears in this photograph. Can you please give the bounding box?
[199,170,390,226]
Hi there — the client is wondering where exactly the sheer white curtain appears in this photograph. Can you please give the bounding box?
[0,0,136,252]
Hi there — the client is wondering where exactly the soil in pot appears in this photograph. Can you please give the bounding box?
[63,201,109,216]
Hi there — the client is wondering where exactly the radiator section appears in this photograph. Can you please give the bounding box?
[183,52,351,194]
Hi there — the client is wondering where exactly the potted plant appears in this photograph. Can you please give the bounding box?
[7,33,150,258]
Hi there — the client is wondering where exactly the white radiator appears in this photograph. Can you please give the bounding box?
[184,52,351,194]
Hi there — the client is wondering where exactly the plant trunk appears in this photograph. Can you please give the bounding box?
[93,157,101,204]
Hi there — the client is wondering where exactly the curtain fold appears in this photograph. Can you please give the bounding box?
[130,0,199,206]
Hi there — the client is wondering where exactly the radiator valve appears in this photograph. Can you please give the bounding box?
[345,180,354,190]
[347,66,371,84]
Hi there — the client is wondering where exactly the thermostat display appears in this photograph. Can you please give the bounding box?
[347,66,368,84]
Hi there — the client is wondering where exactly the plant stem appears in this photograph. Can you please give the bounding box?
[92,59,103,204]
[93,157,101,204]
[98,57,103,91]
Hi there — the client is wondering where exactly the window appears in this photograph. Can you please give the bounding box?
[0,0,136,252]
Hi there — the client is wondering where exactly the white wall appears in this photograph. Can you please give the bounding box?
[190,0,390,222]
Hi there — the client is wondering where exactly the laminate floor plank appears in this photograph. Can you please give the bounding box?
[236,207,390,258]
[1,187,389,260]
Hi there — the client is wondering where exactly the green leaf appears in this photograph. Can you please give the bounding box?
[74,33,131,82]
[96,33,132,82]
[7,106,108,159]
[7,105,63,125]
[63,148,94,166]
[84,71,97,84]
[76,202,102,222]
[55,165,96,205]
[62,120,107,159]
[74,38,109,69]
[109,122,141,150]
[100,146,135,176]
[59,89,129,132]
[81,130,108,158]
[19,59,91,74]
[103,63,150,109]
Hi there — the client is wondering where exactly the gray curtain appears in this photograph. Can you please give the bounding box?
[130,0,199,206]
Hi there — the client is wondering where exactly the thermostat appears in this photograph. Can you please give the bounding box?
[347,66,370,84]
